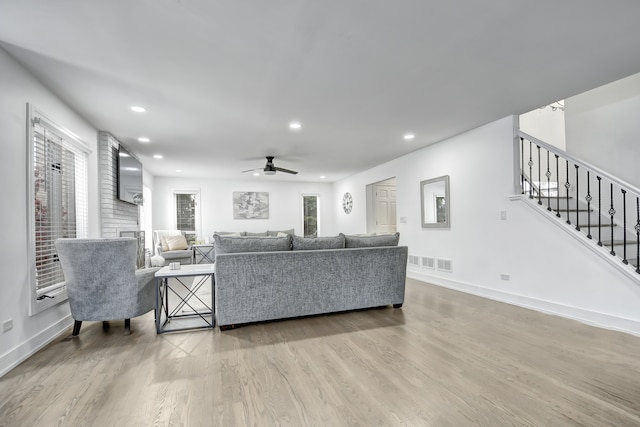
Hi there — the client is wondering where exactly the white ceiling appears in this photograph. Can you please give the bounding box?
[2,1,640,182]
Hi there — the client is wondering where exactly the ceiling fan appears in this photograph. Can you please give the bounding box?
[242,156,298,175]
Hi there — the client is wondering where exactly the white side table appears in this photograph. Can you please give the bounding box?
[155,264,215,333]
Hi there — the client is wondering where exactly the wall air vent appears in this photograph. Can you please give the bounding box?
[421,257,435,269]
[437,258,453,273]
[408,255,420,266]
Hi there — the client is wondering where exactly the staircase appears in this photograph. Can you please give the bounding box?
[518,131,640,275]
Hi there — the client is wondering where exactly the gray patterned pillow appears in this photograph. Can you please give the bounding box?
[292,234,345,251]
[213,235,292,254]
[344,232,400,248]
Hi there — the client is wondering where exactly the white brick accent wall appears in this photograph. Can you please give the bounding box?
[98,131,140,238]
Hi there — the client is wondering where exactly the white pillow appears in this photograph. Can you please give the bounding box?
[150,255,165,267]
[160,236,170,251]
[276,232,289,237]
[165,234,188,250]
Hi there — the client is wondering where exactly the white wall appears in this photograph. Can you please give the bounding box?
[565,71,640,189]
[519,104,566,149]
[152,177,335,240]
[334,116,640,336]
[0,48,100,376]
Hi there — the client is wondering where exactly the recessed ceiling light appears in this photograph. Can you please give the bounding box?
[130,106,146,113]
[123,167,139,171]
[320,176,326,179]
[118,152,130,157]
[253,173,260,177]
[138,137,150,143]
[289,121,302,130]
[153,154,163,159]
[403,133,415,141]
[176,169,182,173]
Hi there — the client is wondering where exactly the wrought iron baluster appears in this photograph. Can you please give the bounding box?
[520,137,524,194]
[597,176,602,246]
[555,155,560,218]
[565,160,571,224]
[546,150,551,211]
[586,171,592,239]
[575,165,580,231]
[609,183,616,256]
[528,141,533,199]
[622,189,628,264]
[537,145,542,205]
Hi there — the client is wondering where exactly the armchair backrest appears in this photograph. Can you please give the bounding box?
[55,238,140,320]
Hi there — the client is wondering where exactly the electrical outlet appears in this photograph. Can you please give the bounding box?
[2,319,13,333]
[500,210,507,220]
[500,274,510,281]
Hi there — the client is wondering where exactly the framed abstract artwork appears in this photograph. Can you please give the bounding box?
[233,192,269,219]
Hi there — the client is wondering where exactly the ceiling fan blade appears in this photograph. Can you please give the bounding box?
[241,168,262,173]
[274,166,298,175]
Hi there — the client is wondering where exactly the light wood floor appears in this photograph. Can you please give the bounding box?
[2,279,640,427]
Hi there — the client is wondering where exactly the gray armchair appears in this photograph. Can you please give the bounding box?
[55,238,160,336]
[153,230,193,266]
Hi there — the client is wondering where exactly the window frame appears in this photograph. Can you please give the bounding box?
[172,189,201,241]
[27,104,90,316]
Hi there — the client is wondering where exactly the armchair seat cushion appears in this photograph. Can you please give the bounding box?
[158,250,193,265]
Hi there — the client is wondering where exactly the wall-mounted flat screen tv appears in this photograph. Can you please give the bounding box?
[117,144,143,205]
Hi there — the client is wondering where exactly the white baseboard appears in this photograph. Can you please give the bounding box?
[0,315,73,378]
[407,270,640,337]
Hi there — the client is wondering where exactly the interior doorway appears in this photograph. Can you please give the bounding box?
[366,177,397,234]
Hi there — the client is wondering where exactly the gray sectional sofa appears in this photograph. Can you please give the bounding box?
[213,232,408,329]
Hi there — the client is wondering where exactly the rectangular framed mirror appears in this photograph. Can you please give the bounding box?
[420,175,450,228]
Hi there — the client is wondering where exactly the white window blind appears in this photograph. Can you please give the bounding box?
[28,104,89,314]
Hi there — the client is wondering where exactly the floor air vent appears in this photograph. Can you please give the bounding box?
[408,255,420,266]
[437,258,453,272]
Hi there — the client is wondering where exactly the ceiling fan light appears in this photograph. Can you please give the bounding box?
[264,170,276,175]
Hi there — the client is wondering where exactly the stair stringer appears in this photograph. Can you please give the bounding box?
[510,194,640,284]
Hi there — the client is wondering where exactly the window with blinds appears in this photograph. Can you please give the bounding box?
[175,193,196,231]
[28,104,89,314]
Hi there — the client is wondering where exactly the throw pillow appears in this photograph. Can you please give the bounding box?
[245,231,268,236]
[344,232,400,248]
[214,234,292,254]
[150,255,165,267]
[160,236,170,252]
[292,234,346,251]
[165,234,188,251]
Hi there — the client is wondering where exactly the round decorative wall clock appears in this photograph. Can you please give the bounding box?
[342,192,353,214]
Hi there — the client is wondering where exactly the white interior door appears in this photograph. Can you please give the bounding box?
[374,184,397,234]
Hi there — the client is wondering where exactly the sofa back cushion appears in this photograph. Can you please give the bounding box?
[214,234,292,254]
[292,234,345,251]
[344,232,400,248]
[214,231,246,236]
[267,229,295,236]
[245,231,268,237]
